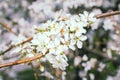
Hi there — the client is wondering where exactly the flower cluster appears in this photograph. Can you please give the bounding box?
[29,11,96,70]
[0,0,120,80]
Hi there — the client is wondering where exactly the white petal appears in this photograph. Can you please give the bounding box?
[83,11,89,17]
[89,13,94,18]
[80,35,87,41]
[77,41,83,48]
[75,30,81,37]
[64,33,69,41]
[74,56,82,66]
[70,34,75,39]
[60,38,65,43]
[55,38,60,45]
[70,39,76,45]
[49,48,55,54]
[70,25,75,31]
[82,55,88,61]
[69,45,75,50]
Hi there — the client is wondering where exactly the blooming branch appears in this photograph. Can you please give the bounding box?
[0,10,120,69]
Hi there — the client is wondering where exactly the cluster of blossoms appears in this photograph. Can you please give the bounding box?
[23,11,96,70]
[0,0,120,80]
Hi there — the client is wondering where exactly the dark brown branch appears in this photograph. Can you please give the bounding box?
[0,54,43,68]
[95,10,120,19]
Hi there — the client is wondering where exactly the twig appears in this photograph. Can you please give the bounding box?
[0,54,43,68]
[95,10,120,19]
[0,22,18,36]
[0,37,33,55]
[30,62,39,80]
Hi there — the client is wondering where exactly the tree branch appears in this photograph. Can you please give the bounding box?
[0,54,43,68]
[0,22,18,36]
[95,10,120,19]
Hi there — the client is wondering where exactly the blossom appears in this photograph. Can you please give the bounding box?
[79,11,96,25]
[74,56,82,66]
[82,55,88,61]
[97,62,106,72]
[26,11,96,70]
[45,54,68,70]
[31,33,50,55]
[82,58,97,71]
[103,18,115,30]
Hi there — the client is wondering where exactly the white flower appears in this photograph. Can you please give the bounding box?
[79,11,96,25]
[82,58,97,71]
[103,19,115,30]
[48,38,68,55]
[82,55,88,61]
[98,62,106,72]
[70,34,87,49]
[68,39,76,50]
[45,54,68,70]
[36,33,50,54]
[74,56,82,66]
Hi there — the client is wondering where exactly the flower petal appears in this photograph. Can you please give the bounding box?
[77,41,83,48]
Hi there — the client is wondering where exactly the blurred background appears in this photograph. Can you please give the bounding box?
[0,0,120,80]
